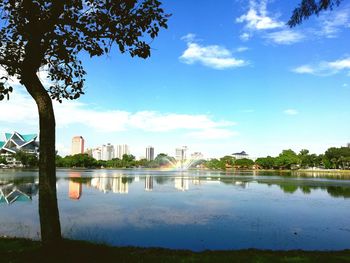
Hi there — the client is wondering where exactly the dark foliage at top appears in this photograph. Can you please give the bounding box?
[288,0,343,27]
[0,0,169,102]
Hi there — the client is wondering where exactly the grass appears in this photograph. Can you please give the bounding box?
[1,238,350,263]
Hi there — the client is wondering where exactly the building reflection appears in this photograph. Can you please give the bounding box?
[175,177,189,191]
[145,176,153,191]
[0,182,38,205]
[69,172,82,200]
[90,176,129,194]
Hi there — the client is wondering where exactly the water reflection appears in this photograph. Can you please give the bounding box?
[60,175,350,199]
[1,170,350,250]
[69,172,82,200]
[174,177,189,191]
[0,180,38,204]
[89,176,130,194]
[145,176,153,191]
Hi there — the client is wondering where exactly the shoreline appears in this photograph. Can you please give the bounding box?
[3,166,350,174]
[1,237,350,263]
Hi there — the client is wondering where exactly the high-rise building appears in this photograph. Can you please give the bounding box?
[71,136,84,155]
[92,147,101,160]
[146,146,154,161]
[115,144,130,159]
[175,146,187,161]
[101,143,114,161]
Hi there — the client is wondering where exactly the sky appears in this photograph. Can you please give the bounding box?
[1,0,350,159]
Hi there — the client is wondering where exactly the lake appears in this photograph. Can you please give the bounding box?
[1,169,350,251]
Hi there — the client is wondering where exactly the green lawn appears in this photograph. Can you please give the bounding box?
[1,238,350,263]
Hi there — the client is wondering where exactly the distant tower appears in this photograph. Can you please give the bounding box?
[146,146,154,161]
[71,136,84,155]
[347,143,350,148]
[175,146,187,161]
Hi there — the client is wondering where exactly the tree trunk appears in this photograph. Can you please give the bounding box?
[22,72,62,245]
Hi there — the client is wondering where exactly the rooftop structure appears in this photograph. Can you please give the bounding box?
[232,151,249,160]
[0,132,38,155]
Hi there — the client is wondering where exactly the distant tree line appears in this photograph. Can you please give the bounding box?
[2,146,350,171]
[55,153,180,168]
[204,147,350,170]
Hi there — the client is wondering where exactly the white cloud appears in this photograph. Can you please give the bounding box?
[284,109,298,115]
[292,65,315,74]
[236,1,304,45]
[264,30,305,45]
[235,46,249,53]
[292,57,350,76]
[318,9,350,38]
[179,34,247,69]
[0,88,238,140]
[236,0,283,30]
[180,33,196,42]
[240,32,251,41]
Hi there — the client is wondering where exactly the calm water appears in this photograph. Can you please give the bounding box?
[1,169,350,251]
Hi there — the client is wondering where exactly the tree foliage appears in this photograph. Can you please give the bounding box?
[234,158,254,168]
[288,0,343,27]
[255,156,275,169]
[14,151,39,167]
[0,0,169,101]
[0,156,8,165]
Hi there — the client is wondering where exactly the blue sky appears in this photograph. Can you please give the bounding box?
[1,0,350,158]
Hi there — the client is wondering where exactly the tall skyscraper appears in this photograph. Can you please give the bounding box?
[146,146,154,161]
[175,146,187,161]
[71,136,84,155]
[101,143,114,161]
[115,144,130,159]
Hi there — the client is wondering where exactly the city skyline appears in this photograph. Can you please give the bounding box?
[0,1,349,158]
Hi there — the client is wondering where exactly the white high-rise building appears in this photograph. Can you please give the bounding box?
[92,148,101,160]
[71,136,84,155]
[175,146,187,161]
[115,144,130,159]
[101,143,114,161]
[146,146,154,161]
